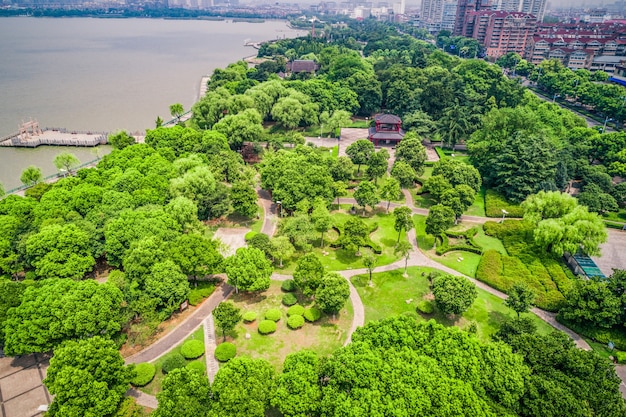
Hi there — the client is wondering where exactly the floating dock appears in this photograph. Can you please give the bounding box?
[0,120,107,148]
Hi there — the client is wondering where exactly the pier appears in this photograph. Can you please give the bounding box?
[0,120,108,148]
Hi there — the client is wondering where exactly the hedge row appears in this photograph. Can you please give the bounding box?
[484,189,524,218]
[329,222,382,254]
[435,228,483,256]
[556,317,626,351]
[188,282,217,306]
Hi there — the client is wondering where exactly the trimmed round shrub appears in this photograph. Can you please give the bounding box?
[282,293,298,306]
[186,360,206,375]
[281,279,296,292]
[287,314,305,329]
[131,362,156,387]
[287,305,305,317]
[258,320,277,335]
[242,311,258,323]
[180,339,205,359]
[303,307,322,322]
[161,353,186,374]
[264,308,282,322]
[417,300,434,314]
[214,342,237,362]
[244,231,258,241]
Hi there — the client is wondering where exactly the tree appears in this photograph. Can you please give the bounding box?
[345,139,374,174]
[353,181,379,214]
[44,337,133,417]
[522,191,607,256]
[558,279,621,329]
[108,131,136,149]
[379,176,400,212]
[341,217,369,255]
[395,241,412,276]
[394,134,427,175]
[213,301,243,342]
[0,181,4,198]
[363,253,377,286]
[165,196,200,232]
[170,103,185,122]
[154,367,211,417]
[279,214,315,251]
[0,281,26,344]
[325,110,353,135]
[20,165,43,186]
[315,272,350,318]
[366,150,389,181]
[209,357,275,417]
[270,236,295,267]
[505,283,536,318]
[53,152,81,174]
[432,274,477,316]
[272,97,304,129]
[271,351,321,417]
[424,175,452,201]
[432,158,482,193]
[144,260,190,318]
[577,183,618,214]
[225,247,272,294]
[213,108,264,150]
[230,181,258,218]
[425,204,455,236]
[393,206,414,243]
[170,165,217,208]
[329,156,354,182]
[391,160,417,188]
[311,202,332,247]
[293,253,325,297]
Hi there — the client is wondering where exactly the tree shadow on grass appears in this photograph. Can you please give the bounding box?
[487,310,510,330]
[231,291,268,304]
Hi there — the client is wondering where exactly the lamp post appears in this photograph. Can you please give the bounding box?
[277,200,282,218]
[501,209,508,223]
[603,116,612,133]
[552,93,560,102]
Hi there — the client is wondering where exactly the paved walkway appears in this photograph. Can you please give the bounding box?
[126,388,158,409]
[257,188,277,237]
[203,314,220,383]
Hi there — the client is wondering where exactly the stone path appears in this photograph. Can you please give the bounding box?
[126,388,158,409]
[0,354,51,417]
[203,314,220,383]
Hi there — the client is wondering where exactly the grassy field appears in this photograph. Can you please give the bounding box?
[464,187,486,217]
[351,266,555,343]
[226,281,353,371]
[276,209,408,273]
[603,209,626,224]
[139,326,205,395]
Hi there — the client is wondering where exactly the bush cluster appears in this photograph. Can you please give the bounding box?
[287,305,305,317]
[287,315,305,329]
[131,363,156,387]
[214,342,237,362]
[244,231,258,241]
[258,320,277,335]
[242,311,258,322]
[556,317,626,351]
[617,351,626,363]
[181,339,205,359]
[281,279,296,292]
[264,308,282,321]
[303,307,322,322]
[484,189,524,218]
[416,300,434,314]
[329,222,382,254]
[188,282,216,306]
[282,293,298,306]
[161,353,186,374]
[186,361,207,374]
[435,228,483,256]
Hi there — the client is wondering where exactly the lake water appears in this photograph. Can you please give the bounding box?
[0,17,304,189]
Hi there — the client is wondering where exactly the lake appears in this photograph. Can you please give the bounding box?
[0,17,303,189]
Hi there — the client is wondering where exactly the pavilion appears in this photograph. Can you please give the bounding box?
[368,114,405,146]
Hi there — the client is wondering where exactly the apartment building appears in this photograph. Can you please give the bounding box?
[465,10,537,57]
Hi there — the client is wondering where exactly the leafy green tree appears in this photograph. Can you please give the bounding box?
[167,233,223,283]
[558,279,621,329]
[170,165,217,207]
[108,131,136,150]
[230,181,258,218]
[432,158,482,193]
[271,351,321,417]
[395,240,412,275]
[505,283,536,318]
[213,108,264,150]
[279,214,315,251]
[170,103,185,122]
[425,204,455,236]
[122,236,167,284]
[345,139,374,174]
[341,217,368,255]
[315,272,350,318]
[144,260,190,318]
[53,152,81,174]
[44,337,133,417]
[154,367,211,417]
[391,160,417,188]
[209,357,275,417]
[213,301,243,342]
[25,223,96,280]
[270,236,295,268]
[394,134,427,175]
[393,206,413,243]
[20,165,43,186]
[165,196,199,232]
[379,176,401,212]
[402,110,436,137]
[365,149,389,181]
[311,202,332,247]
[363,253,377,286]
[329,156,354,182]
[353,181,379,214]
[272,97,304,129]
[0,281,26,344]
[293,253,325,297]
[225,247,272,294]
[432,274,477,316]
[577,183,618,214]
[4,279,124,355]
[424,175,452,201]
[325,110,353,136]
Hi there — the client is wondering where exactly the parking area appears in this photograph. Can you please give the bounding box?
[0,354,51,417]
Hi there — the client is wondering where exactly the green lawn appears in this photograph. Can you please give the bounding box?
[413,214,435,250]
[412,191,437,209]
[464,187,486,217]
[139,326,205,395]
[276,209,408,273]
[603,209,626,224]
[351,266,555,343]
[227,281,353,371]
[432,251,482,277]
[418,166,434,181]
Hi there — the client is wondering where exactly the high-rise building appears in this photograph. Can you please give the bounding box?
[467,10,537,57]
[454,0,492,36]
[421,0,457,32]
[496,0,546,22]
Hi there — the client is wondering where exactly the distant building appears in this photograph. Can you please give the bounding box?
[454,0,492,36]
[495,0,546,22]
[466,10,537,58]
[368,114,405,146]
[286,60,319,74]
[420,0,457,33]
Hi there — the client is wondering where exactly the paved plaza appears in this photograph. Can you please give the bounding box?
[0,354,51,417]
[592,229,626,277]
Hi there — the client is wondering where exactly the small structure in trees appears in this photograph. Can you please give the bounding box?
[368,114,405,147]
